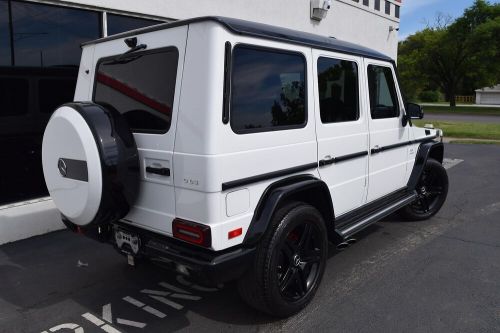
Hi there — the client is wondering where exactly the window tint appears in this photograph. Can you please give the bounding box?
[0,0,11,66]
[0,78,29,116]
[367,65,399,119]
[363,0,369,6]
[231,46,306,134]
[375,0,380,11]
[94,48,178,133]
[385,1,391,15]
[107,13,162,36]
[11,1,100,67]
[395,5,400,18]
[317,57,359,123]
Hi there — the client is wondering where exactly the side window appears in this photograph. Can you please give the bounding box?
[317,57,359,123]
[94,48,178,133]
[367,65,399,119]
[231,46,306,134]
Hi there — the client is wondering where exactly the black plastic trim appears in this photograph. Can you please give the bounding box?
[81,16,392,62]
[243,175,334,246]
[371,135,438,155]
[407,141,444,190]
[221,162,317,191]
[58,158,88,182]
[319,151,368,167]
[222,41,232,124]
[112,221,255,285]
[146,166,170,176]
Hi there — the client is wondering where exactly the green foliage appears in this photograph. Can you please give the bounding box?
[418,90,440,102]
[398,0,500,107]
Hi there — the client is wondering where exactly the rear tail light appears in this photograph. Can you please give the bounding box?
[172,219,211,248]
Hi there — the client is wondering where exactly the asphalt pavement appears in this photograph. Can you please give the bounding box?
[1,143,499,333]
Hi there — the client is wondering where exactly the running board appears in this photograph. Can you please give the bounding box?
[336,191,417,239]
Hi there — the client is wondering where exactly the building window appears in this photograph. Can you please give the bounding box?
[367,65,399,119]
[374,0,380,11]
[395,5,400,18]
[94,48,179,133]
[317,57,359,123]
[385,1,391,15]
[363,0,369,6]
[10,1,101,67]
[0,0,11,66]
[107,13,163,36]
[230,45,307,134]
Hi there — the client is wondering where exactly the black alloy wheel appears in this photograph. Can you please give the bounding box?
[402,158,449,220]
[277,222,323,301]
[238,202,328,317]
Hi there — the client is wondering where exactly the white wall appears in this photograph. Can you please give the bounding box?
[62,0,401,59]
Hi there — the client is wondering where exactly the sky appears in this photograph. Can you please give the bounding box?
[399,0,499,40]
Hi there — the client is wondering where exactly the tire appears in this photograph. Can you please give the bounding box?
[238,202,328,317]
[42,102,139,227]
[401,158,449,221]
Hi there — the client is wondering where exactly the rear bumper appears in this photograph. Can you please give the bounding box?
[112,221,255,286]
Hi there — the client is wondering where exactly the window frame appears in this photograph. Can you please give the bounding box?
[92,46,179,135]
[229,43,308,135]
[366,63,401,120]
[316,56,361,124]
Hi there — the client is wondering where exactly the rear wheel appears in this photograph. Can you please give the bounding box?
[401,158,448,221]
[238,202,328,317]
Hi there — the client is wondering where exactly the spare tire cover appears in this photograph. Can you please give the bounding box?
[42,102,139,227]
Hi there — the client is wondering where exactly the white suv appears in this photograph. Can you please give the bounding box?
[41,17,448,317]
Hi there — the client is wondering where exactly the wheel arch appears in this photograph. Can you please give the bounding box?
[243,175,336,246]
[407,141,444,190]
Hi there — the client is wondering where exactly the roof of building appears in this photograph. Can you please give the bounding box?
[82,16,393,62]
[475,84,500,93]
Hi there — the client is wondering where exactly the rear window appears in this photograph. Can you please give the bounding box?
[230,45,307,134]
[94,48,178,133]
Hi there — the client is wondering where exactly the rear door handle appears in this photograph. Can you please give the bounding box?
[146,166,170,176]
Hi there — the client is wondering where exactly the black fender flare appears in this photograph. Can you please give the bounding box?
[242,175,335,246]
[407,141,444,190]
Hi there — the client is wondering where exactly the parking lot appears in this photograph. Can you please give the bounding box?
[1,143,499,333]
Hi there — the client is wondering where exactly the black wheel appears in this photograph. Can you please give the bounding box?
[401,158,448,221]
[238,202,328,317]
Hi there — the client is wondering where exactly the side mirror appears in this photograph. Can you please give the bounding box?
[406,102,424,119]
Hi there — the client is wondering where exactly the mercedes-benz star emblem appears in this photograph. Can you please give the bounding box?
[58,158,67,177]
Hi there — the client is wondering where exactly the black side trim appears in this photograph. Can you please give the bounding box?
[335,187,409,229]
[371,135,438,155]
[146,166,170,176]
[222,41,232,124]
[58,158,88,182]
[221,162,317,191]
[319,151,368,167]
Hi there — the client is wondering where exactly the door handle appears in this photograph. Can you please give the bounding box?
[319,155,334,167]
[371,145,381,154]
[146,166,170,176]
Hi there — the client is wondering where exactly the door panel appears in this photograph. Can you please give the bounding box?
[91,26,188,235]
[313,51,369,217]
[365,60,410,202]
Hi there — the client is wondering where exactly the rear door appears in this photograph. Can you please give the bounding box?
[91,26,188,234]
[313,50,369,216]
[365,60,410,201]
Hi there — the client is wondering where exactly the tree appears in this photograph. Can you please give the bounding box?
[398,0,500,107]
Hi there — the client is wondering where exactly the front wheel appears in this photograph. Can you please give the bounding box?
[401,158,449,221]
[238,202,328,317]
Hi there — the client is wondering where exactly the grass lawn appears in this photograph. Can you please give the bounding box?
[413,120,500,140]
[422,105,500,116]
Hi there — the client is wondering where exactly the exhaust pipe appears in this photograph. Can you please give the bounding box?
[337,238,357,250]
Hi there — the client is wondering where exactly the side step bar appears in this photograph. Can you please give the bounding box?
[336,191,417,239]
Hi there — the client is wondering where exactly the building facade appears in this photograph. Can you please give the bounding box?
[0,0,402,244]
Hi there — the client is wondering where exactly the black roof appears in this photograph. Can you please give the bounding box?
[82,16,393,61]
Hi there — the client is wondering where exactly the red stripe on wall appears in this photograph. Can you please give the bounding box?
[96,72,171,115]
